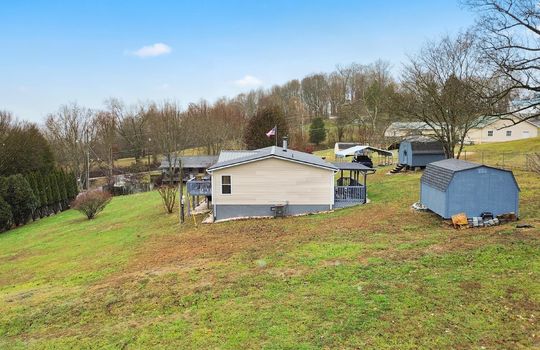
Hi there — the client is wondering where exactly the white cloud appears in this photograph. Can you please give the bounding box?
[131,43,172,58]
[234,75,263,88]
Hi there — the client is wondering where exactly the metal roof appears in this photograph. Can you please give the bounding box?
[208,146,338,172]
[335,145,393,157]
[335,142,360,150]
[402,136,446,155]
[217,150,259,163]
[159,156,218,169]
[331,162,376,172]
[421,158,519,192]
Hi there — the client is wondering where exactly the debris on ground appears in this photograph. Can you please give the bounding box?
[497,212,518,224]
[452,213,469,229]
[449,211,519,229]
[516,223,534,229]
[411,202,428,211]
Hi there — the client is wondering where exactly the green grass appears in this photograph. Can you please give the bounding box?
[1,145,539,349]
[461,136,540,170]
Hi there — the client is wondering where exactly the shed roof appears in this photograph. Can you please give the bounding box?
[208,146,338,172]
[402,136,445,155]
[159,155,218,169]
[331,162,376,172]
[335,142,360,150]
[421,158,519,192]
[335,145,393,157]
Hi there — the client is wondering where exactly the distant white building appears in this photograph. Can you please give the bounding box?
[386,117,539,144]
[384,122,437,138]
[465,117,539,144]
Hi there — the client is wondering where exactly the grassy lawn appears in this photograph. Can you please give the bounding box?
[461,136,540,170]
[1,148,539,349]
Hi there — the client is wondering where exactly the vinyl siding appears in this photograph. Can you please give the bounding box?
[211,157,335,205]
[466,119,538,144]
[447,168,519,217]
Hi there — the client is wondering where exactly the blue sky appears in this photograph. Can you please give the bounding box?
[0,0,474,122]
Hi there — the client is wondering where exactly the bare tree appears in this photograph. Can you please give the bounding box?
[301,74,330,119]
[44,103,94,185]
[356,60,398,145]
[465,0,540,120]
[148,102,185,215]
[399,32,505,158]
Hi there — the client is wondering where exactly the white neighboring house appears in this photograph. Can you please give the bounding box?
[465,117,539,144]
[385,117,539,145]
[384,122,437,138]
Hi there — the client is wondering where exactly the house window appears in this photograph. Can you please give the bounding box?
[221,175,231,194]
[506,130,512,137]
[487,130,493,137]
[522,130,530,138]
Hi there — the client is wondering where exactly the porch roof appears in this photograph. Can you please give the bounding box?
[331,162,376,173]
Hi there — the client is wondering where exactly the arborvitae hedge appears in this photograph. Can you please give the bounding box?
[0,196,12,231]
[57,170,68,209]
[48,172,61,213]
[25,173,40,220]
[35,172,48,218]
[69,172,79,200]
[1,175,37,226]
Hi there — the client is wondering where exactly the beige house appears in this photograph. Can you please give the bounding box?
[386,118,539,145]
[205,142,374,221]
[465,117,539,144]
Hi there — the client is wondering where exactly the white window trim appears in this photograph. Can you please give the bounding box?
[487,130,494,137]
[221,174,232,195]
[506,130,512,137]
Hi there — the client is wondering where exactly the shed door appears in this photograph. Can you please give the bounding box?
[402,149,408,164]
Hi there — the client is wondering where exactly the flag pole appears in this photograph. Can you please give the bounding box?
[275,125,278,146]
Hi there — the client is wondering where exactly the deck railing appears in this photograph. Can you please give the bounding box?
[187,180,212,196]
[334,185,366,203]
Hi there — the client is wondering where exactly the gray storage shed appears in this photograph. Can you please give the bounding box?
[398,137,446,168]
[420,159,519,219]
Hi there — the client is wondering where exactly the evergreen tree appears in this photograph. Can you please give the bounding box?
[48,172,61,213]
[309,117,327,146]
[57,170,68,210]
[35,172,48,218]
[0,196,12,231]
[25,173,41,220]
[70,172,79,199]
[1,175,37,226]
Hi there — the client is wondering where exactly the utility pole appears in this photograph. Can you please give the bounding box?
[85,127,90,190]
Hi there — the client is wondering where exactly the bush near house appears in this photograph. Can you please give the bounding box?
[71,190,112,219]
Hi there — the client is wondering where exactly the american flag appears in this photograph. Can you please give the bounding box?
[266,126,277,137]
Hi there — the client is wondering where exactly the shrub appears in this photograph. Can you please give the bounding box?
[157,185,178,214]
[0,196,12,232]
[71,190,112,219]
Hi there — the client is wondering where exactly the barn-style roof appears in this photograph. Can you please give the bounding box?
[421,158,519,192]
[403,136,445,155]
[159,156,218,169]
[208,146,338,172]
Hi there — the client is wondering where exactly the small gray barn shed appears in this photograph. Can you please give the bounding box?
[398,137,446,168]
[420,159,519,219]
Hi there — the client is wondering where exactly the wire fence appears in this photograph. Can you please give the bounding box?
[461,150,540,172]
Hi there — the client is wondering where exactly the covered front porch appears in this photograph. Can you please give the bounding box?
[332,162,376,208]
